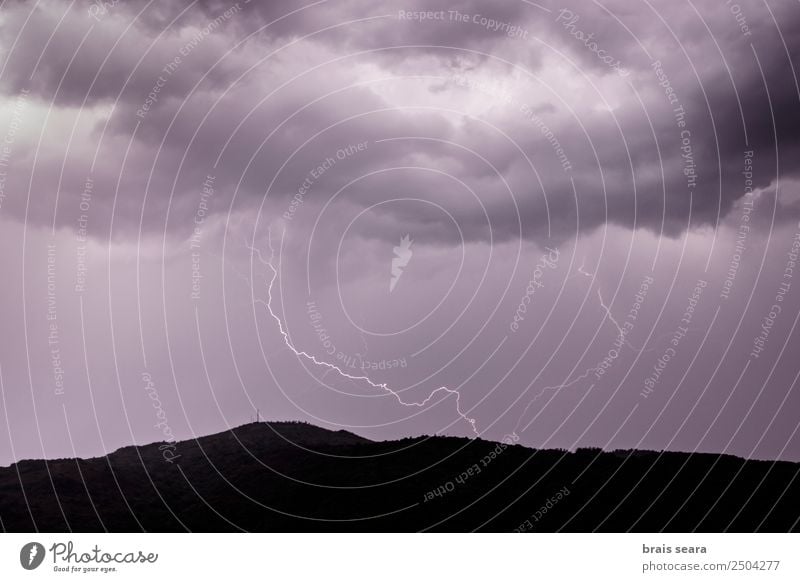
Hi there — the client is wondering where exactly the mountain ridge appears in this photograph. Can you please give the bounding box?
[1,421,798,532]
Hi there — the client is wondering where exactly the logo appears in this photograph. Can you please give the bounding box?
[20,542,45,570]
[389,234,413,292]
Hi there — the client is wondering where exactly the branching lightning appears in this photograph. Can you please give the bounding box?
[242,239,692,441]
[511,368,597,436]
[512,265,647,435]
[250,228,479,437]
[597,288,643,352]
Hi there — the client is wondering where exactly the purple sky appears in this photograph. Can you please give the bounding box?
[1,0,800,465]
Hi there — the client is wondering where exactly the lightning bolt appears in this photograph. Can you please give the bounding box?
[596,288,642,351]
[28,545,38,566]
[511,368,598,436]
[250,228,479,437]
[577,257,593,278]
[512,282,645,435]
[597,287,688,354]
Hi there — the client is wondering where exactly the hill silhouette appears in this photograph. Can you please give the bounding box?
[1,422,798,532]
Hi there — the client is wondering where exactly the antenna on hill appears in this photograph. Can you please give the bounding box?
[251,408,261,423]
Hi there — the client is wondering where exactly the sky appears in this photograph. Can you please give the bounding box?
[1,0,800,465]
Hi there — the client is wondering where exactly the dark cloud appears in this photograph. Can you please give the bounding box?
[0,0,797,245]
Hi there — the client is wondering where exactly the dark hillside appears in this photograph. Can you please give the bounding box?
[1,422,797,532]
